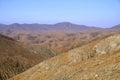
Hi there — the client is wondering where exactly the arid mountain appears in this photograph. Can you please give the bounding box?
[9,30,116,53]
[0,22,101,34]
[9,32,120,80]
[111,24,120,31]
[1,22,118,53]
[0,23,120,80]
[0,34,57,80]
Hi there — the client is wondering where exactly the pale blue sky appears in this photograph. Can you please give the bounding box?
[0,0,120,27]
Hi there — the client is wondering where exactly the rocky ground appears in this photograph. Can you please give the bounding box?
[9,32,120,80]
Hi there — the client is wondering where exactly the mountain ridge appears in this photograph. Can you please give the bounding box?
[0,22,103,34]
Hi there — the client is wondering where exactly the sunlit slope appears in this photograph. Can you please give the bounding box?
[9,33,120,80]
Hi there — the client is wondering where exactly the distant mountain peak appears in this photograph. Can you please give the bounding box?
[54,22,74,25]
[10,23,21,26]
[112,24,120,29]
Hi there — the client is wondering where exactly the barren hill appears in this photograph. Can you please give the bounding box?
[0,22,103,53]
[1,23,119,53]
[0,22,101,34]
[0,34,56,80]
[9,33,120,80]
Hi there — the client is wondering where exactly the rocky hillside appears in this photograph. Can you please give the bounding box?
[0,22,103,53]
[9,33,120,80]
[0,34,57,80]
[1,23,119,53]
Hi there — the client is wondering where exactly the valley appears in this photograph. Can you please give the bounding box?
[0,22,120,80]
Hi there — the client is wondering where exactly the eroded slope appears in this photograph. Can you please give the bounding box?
[9,33,120,80]
[0,34,56,80]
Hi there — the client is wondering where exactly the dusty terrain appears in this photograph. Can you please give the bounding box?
[9,32,120,80]
[0,22,119,53]
[0,23,120,80]
[0,34,56,80]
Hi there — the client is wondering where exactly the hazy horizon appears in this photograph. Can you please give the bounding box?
[0,21,119,29]
[0,0,120,28]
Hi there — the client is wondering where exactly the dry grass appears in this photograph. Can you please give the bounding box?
[0,34,57,80]
[9,32,120,80]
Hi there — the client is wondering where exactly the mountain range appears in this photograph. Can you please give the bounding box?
[0,22,120,80]
[0,22,119,53]
[9,30,120,80]
[0,22,102,34]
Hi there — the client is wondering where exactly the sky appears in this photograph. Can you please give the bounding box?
[0,0,120,28]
